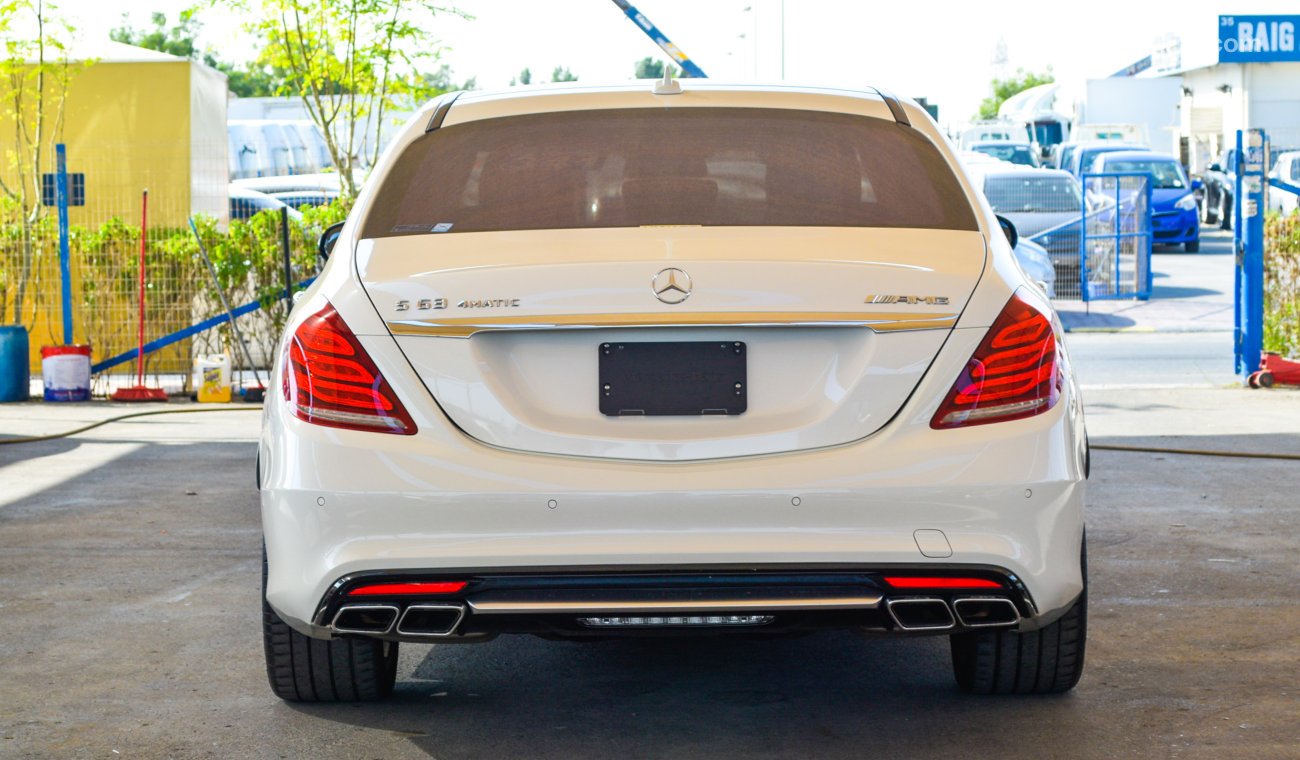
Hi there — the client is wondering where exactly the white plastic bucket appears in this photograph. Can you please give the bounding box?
[41,345,92,402]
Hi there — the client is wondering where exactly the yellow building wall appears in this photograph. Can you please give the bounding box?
[0,59,218,374]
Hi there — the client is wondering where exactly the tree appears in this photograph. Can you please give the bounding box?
[510,67,531,86]
[633,57,677,80]
[978,67,1054,121]
[0,0,80,327]
[110,9,279,97]
[111,10,201,59]
[242,0,466,198]
[419,62,476,93]
[550,65,576,83]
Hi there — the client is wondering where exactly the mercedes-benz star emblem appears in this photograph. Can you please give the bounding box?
[651,268,692,304]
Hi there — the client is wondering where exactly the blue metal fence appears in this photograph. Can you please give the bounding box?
[1079,172,1153,301]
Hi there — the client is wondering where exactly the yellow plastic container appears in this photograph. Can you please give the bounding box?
[194,353,232,403]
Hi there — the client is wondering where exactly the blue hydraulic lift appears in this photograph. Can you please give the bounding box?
[610,0,708,78]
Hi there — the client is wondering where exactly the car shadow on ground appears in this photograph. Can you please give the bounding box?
[1055,310,1137,330]
[289,632,1093,759]
[1148,285,1225,299]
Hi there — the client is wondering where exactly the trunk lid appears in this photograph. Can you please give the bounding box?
[358,226,985,461]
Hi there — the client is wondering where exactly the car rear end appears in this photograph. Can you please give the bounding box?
[259,83,1088,699]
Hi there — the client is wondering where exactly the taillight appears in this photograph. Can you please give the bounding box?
[931,289,1060,429]
[282,301,417,435]
[883,576,1002,590]
[346,581,468,597]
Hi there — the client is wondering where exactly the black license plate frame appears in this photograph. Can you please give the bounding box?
[598,341,747,416]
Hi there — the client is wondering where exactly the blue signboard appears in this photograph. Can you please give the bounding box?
[1219,15,1299,62]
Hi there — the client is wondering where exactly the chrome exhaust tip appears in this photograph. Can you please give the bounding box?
[396,603,467,637]
[885,597,955,631]
[331,604,399,635]
[952,597,1021,628]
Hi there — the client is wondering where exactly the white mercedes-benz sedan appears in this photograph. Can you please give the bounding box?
[259,80,1088,702]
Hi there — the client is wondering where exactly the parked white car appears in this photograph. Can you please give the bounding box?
[259,81,1089,702]
[1268,150,1300,216]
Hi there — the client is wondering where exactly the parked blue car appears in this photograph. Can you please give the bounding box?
[1091,151,1202,252]
[1066,142,1146,178]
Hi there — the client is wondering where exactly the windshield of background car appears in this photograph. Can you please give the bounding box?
[972,144,1036,166]
[1079,146,1137,174]
[984,176,1081,213]
[1102,160,1187,189]
[1032,122,1063,146]
[361,107,979,238]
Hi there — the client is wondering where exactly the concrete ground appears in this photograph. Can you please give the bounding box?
[1,379,1298,759]
[1057,229,1235,333]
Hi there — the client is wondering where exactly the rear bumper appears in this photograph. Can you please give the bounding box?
[312,567,1043,641]
[261,322,1088,640]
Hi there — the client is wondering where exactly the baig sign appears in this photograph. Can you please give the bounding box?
[1219,15,1299,63]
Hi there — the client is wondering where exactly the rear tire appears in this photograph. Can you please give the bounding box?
[262,549,399,702]
[1184,240,1200,253]
[950,538,1086,695]
[1220,194,1232,231]
[1258,372,1275,389]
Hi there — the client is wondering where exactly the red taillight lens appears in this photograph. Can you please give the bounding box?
[931,289,1061,429]
[883,576,1003,590]
[283,301,417,435]
[346,581,467,597]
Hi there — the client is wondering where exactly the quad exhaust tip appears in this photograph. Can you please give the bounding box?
[396,603,466,637]
[331,604,399,635]
[885,597,955,631]
[951,597,1021,628]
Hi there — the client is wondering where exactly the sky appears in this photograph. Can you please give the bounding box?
[44,0,1300,124]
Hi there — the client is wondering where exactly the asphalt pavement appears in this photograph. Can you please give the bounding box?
[1056,229,1235,334]
[2,380,1298,759]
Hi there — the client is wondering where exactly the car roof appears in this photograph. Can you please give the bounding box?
[228,184,283,202]
[1079,142,1145,154]
[1093,151,1180,163]
[982,168,1076,181]
[436,81,904,129]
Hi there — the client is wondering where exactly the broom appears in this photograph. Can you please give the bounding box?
[111,189,168,402]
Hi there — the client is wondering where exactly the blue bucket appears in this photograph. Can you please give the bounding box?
[0,326,31,402]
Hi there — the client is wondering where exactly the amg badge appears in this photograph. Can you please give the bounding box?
[864,294,950,305]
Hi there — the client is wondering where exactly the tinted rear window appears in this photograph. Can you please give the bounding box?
[362,107,977,238]
[984,176,1081,213]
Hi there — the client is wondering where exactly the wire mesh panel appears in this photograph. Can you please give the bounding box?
[0,139,341,394]
[1263,128,1300,361]
[1080,173,1152,301]
[981,171,1085,300]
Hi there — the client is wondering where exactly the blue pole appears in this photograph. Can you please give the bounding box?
[1235,129,1266,379]
[56,143,73,346]
[610,0,708,78]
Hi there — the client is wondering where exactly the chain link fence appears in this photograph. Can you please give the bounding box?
[1264,128,1300,360]
[0,140,344,395]
[979,170,1086,300]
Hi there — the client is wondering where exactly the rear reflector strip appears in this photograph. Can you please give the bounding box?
[346,581,468,597]
[883,576,1002,590]
[579,615,775,628]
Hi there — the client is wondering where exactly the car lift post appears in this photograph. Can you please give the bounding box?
[1234,129,1266,382]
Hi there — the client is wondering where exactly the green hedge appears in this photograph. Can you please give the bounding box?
[1265,210,1300,359]
[0,198,350,374]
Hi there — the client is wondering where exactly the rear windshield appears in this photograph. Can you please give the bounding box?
[362,107,977,238]
[984,175,1081,213]
[972,144,1037,167]
[1102,160,1187,189]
